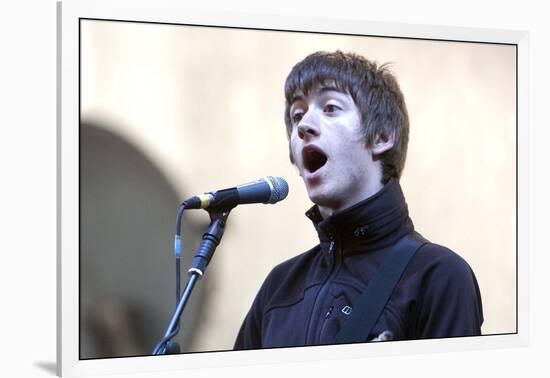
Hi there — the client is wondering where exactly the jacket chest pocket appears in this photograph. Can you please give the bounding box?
[319,286,402,344]
[318,288,356,344]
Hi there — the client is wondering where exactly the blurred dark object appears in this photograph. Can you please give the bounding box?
[80,121,205,358]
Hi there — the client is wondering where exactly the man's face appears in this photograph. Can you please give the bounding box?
[289,84,382,217]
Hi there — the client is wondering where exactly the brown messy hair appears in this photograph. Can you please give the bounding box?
[284,51,409,184]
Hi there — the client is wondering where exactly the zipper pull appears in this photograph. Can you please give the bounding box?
[325,306,334,319]
[328,239,335,255]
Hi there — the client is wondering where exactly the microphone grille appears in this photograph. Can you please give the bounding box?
[266,176,289,204]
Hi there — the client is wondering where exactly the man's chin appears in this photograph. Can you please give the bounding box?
[307,191,336,210]
[306,188,324,204]
[304,179,341,208]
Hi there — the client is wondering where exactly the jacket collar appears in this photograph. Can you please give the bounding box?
[305,179,414,254]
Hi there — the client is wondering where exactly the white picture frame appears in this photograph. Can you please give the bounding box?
[57,0,529,376]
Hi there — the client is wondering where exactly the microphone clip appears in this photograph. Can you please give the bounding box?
[182,188,240,212]
[207,189,240,212]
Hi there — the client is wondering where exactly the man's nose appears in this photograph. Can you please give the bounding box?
[297,111,320,140]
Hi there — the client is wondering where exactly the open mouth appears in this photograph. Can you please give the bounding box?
[302,145,328,174]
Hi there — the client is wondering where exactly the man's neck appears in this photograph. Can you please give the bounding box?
[317,178,385,219]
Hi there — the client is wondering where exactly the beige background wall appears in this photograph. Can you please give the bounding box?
[80,19,516,353]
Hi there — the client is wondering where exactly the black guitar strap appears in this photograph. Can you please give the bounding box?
[335,231,428,344]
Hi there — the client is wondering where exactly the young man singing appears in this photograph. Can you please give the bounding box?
[234,51,483,349]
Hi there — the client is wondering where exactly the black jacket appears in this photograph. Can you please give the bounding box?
[234,179,483,349]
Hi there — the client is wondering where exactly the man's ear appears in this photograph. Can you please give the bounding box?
[371,131,395,156]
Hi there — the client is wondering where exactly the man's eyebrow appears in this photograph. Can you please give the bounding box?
[318,86,345,95]
[290,93,305,105]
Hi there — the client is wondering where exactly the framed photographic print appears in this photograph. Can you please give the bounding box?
[57,0,528,376]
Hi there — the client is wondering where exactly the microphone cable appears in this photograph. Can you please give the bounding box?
[152,202,187,355]
[173,203,186,338]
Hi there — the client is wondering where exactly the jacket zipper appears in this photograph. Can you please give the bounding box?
[306,238,340,345]
[318,305,334,342]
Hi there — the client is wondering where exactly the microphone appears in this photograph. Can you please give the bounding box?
[182,176,289,211]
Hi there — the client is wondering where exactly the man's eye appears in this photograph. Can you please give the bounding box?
[324,104,339,113]
[292,112,304,124]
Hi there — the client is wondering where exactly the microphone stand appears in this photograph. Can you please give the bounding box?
[152,209,231,355]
